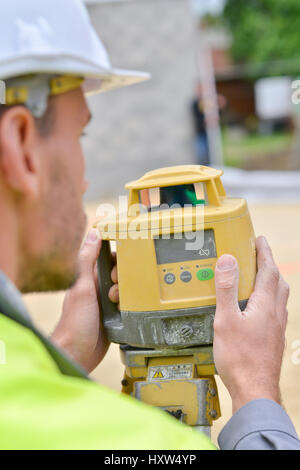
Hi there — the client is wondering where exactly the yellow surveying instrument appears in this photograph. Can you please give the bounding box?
[95,165,256,436]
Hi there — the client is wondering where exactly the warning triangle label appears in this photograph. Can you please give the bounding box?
[153,369,164,379]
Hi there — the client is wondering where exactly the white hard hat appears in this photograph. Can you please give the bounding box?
[0,0,149,115]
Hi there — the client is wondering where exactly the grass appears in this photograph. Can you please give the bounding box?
[222,130,292,167]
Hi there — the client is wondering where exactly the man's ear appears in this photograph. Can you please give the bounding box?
[0,106,41,199]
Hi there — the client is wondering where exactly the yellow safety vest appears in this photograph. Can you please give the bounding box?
[0,314,215,450]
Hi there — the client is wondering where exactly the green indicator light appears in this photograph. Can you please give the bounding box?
[197,269,214,281]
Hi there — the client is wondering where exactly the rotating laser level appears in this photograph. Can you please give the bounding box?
[95,165,256,436]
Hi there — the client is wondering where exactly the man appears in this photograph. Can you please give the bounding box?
[191,84,210,166]
[0,0,299,450]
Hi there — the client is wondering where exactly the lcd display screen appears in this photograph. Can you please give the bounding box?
[154,230,216,264]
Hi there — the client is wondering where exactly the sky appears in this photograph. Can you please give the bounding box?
[189,0,225,16]
[85,0,226,12]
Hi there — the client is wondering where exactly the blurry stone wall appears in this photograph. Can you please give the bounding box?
[83,0,199,201]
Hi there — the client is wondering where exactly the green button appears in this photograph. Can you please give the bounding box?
[197,268,214,281]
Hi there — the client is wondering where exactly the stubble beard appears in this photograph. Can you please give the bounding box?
[18,188,87,294]
[19,250,80,294]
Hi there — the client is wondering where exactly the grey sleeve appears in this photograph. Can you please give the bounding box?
[218,399,300,450]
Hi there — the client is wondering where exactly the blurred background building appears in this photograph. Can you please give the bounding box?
[82,0,300,202]
[198,0,300,172]
[83,0,201,201]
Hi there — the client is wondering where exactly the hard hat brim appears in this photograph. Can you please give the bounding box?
[0,55,150,95]
[82,68,150,95]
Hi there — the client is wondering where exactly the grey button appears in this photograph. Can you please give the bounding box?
[180,271,192,283]
[164,273,176,284]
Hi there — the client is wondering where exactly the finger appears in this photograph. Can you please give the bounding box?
[254,236,280,297]
[256,235,276,268]
[93,263,100,300]
[111,264,118,284]
[108,283,119,303]
[214,254,241,318]
[276,275,289,329]
[78,228,102,277]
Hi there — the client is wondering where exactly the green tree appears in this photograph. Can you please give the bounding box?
[221,0,300,66]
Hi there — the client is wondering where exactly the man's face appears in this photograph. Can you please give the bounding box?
[19,87,90,292]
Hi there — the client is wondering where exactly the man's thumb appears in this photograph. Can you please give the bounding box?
[214,254,240,314]
[78,228,102,275]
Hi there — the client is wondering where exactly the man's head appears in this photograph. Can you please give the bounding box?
[0,0,148,293]
[0,86,91,293]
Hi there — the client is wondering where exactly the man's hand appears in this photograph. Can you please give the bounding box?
[213,236,289,414]
[51,228,119,374]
